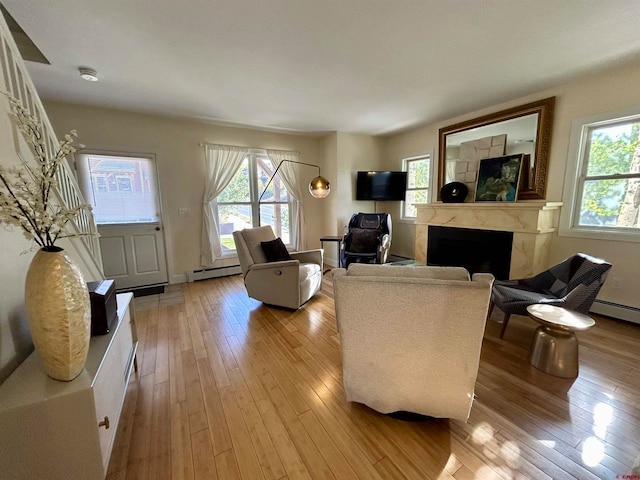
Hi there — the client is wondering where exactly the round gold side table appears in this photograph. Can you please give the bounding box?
[526,304,595,379]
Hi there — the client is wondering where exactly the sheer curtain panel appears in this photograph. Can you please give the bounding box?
[201,144,248,265]
[267,150,306,250]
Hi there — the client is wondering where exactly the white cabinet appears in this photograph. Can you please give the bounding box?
[0,293,137,480]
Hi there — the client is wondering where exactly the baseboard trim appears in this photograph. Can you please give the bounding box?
[116,282,168,297]
[325,258,339,268]
[187,265,242,282]
[591,299,640,324]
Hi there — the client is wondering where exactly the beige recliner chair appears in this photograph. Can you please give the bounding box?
[233,226,323,309]
[332,264,494,421]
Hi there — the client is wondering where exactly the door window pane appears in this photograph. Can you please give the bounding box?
[79,155,160,224]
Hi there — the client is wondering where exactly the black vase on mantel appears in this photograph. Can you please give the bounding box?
[440,182,468,203]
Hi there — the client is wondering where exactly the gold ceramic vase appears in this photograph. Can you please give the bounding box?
[25,247,91,381]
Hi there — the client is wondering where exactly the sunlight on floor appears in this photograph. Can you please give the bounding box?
[471,421,495,445]
[582,437,605,467]
[467,420,529,477]
[444,454,460,473]
[474,465,504,479]
[470,422,501,462]
[499,440,522,468]
[593,402,613,439]
[580,400,613,467]
[306,310,323,333]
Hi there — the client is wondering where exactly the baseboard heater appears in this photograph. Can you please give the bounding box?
[591,299,640,325]
[187,265,241,282]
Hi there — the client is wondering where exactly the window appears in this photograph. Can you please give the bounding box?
[402,154,431,218]
[216,153,294,253]
[77,154,159,224]
[561,108,640,241]
[92,175,108,192]
[116,175,132,192]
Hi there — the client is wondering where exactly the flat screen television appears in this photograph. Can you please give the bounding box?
[356,171,408,201]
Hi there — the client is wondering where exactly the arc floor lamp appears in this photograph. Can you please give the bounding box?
[258,160,330,201]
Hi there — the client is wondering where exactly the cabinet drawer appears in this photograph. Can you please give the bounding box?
[93,306,135,472]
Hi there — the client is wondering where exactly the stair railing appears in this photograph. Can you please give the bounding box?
[0,15,103,275]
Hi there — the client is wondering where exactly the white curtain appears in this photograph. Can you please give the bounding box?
[201,144,248,265]
[266,150,306,250]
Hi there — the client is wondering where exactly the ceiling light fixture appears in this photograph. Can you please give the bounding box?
[79,67,98,82]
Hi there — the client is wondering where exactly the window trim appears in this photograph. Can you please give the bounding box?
[401,151,433,221]
[559,106,640,243]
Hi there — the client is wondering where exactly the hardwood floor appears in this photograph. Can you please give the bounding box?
[107,274,640,479]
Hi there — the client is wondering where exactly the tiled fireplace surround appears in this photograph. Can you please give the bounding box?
[414,202,562,278]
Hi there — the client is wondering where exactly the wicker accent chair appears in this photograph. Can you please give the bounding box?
[490,253,612,339]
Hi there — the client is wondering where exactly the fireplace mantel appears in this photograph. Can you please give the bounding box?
[414,201,562,278]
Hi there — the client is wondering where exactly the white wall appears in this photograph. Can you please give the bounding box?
[314,132,387,267]
[44,102,329,284]
[321,133,339,237]
[383,57,640,311]
[336,132,386,224]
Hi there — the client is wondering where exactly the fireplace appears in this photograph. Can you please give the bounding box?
[414,201,562,279]
[427,226,513,280]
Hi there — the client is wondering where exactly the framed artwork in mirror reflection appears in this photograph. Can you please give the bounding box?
[475,154,523,202]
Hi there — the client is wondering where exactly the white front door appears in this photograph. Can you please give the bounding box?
[77,153,168,290]
[97,223,168,289]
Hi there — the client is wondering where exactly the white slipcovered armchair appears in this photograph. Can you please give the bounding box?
[233,226,323,309]
[332,264,494,421]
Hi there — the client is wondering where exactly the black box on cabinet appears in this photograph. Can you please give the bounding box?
[87,280,117,336]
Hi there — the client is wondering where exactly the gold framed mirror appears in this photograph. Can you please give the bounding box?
[438,96,555,200]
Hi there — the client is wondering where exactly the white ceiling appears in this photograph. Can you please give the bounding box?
[4,0,640,136]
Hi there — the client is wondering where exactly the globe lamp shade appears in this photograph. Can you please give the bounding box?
[309,175,330,198]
